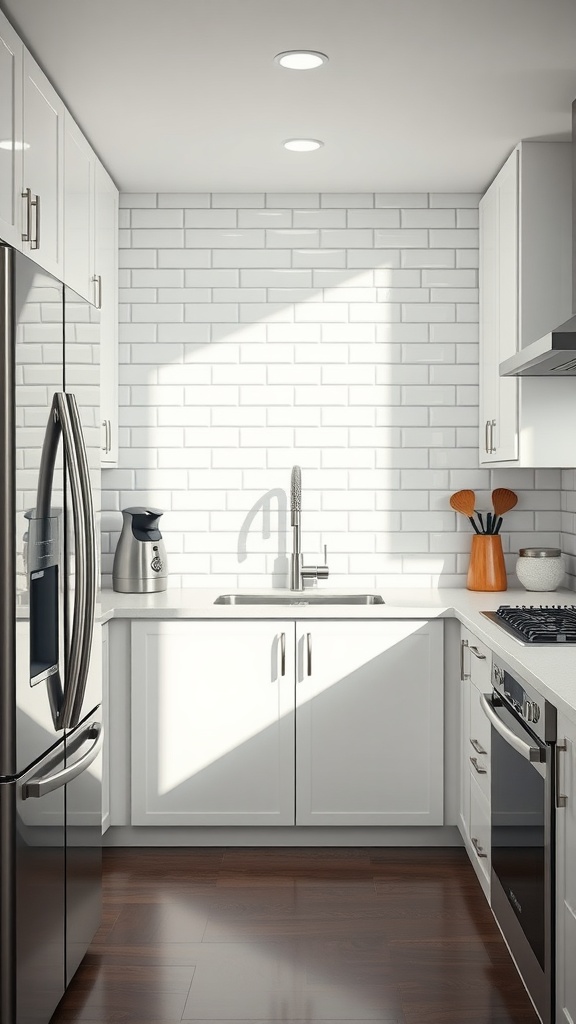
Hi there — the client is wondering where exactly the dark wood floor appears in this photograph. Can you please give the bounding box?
[51,847,541,1024]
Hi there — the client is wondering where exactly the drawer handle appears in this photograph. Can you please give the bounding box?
[279,632,286,677]
[471,836,488,858]
[470,738,487,756]
[469,646,486,661]
[470,756,487,775]
[460,639,469,681]
[556,741,568,809]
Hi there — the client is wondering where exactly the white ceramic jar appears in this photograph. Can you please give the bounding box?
[515,547,565,592]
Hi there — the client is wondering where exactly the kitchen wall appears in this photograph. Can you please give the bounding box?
[561,471,576,589]
[101,192,561,589]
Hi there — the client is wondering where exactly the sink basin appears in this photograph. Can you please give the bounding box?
[214,593,385,606]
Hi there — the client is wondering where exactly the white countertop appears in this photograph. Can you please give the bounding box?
[99,585,576,729]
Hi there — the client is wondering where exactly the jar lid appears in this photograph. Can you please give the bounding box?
[518,547,561,558]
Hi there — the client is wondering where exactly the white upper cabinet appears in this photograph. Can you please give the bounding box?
[63,111,95,302]
[21,49,64,278]
[95,161,119,464]
[0,11,23,248]
[479,142,576,467]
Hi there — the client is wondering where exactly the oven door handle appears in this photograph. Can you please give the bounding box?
[480,694,545,764]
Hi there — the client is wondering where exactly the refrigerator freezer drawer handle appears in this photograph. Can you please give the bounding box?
[22,723,102,800]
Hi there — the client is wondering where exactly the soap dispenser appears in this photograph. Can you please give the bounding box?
[112,507,168,593]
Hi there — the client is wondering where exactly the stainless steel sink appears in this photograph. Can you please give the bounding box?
[214,593,385,606]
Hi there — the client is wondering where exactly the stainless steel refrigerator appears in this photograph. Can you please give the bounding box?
[0,245,102,1024]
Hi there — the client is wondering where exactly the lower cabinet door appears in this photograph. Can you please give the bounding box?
[556,714,576,1024]
[295,620,444,826]
[131,621,295,826]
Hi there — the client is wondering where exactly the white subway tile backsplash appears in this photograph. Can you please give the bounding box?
[293,249,347,268]
[213,193,265,208]
[293,210,346,228]
[402,209,455,228]
[184,210,237,227]
[131,229,185,247]
[132,209,184,228]
[347,250,401,268]
[158,249,211,268]
[213,249,291,267]
[104,190,560,589]
[266,193,319,208]
[375,229,428,248]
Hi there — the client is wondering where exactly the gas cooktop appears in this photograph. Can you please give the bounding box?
[482,605,576,645]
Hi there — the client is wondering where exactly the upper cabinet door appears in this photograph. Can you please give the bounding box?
[478,148,519,465]
[22,50,64,278]
[63,112,94,301]
[95,161,119,465]
[0,11,23,248]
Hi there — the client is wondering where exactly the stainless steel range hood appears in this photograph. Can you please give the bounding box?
[500,316,576,375]
[500,100,576,377]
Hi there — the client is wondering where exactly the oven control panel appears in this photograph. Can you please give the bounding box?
[492,657,555,744]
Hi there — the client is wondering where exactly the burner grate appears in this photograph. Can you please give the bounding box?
[496,605,576,643]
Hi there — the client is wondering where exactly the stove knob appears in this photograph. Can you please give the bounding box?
[522,699,540,723]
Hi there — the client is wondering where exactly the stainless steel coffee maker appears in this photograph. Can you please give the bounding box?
[112,507,168,593]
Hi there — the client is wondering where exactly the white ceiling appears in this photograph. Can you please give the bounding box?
[3,0,576,194]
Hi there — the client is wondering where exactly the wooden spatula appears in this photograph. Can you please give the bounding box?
[449,490,480,534]
[491,487,518,534]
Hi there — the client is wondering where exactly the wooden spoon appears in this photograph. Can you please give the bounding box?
[449,490,480,534]
[491,487,518,534]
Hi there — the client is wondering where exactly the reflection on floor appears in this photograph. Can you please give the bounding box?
[51,847,540,1024]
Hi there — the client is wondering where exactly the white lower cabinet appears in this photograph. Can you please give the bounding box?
[556,712,576,1024]
[131,620,296,826]
[295,620,444,825]
[130,618,444,828]
[102,623,110,833]
[458,626,492,899]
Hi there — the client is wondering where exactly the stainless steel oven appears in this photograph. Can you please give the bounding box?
[481,656,557,1024]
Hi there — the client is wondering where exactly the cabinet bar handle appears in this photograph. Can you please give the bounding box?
[470,756,487,775]
[101,419,111,453]
[92,274,102,309]
[460,638,469,681]
[490,419,496,454]
[306,632,312,676]
[21,188,32,242]
[471,836,488,858]
[279,632,286,677]
[470,738,487,755]
[31,193,40,249]
[556,741,568,808]
[469,646,486,661]
[485,420,490,455]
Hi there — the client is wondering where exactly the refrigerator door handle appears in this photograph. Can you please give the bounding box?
[36,393,87,730]
[22,723,102,800]
[62,393,96,729]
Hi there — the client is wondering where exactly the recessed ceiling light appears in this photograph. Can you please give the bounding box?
[0,140,30,151]
[275,50,328,70]
[283,139,323,152]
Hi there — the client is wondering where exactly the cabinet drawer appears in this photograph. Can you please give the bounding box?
[461,627,491,693]
[470,774,491,882]
[469,687,491,802]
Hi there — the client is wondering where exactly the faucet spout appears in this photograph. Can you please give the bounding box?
[289,465,329,591]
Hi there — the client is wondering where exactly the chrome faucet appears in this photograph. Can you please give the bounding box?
[289,465,329,591]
